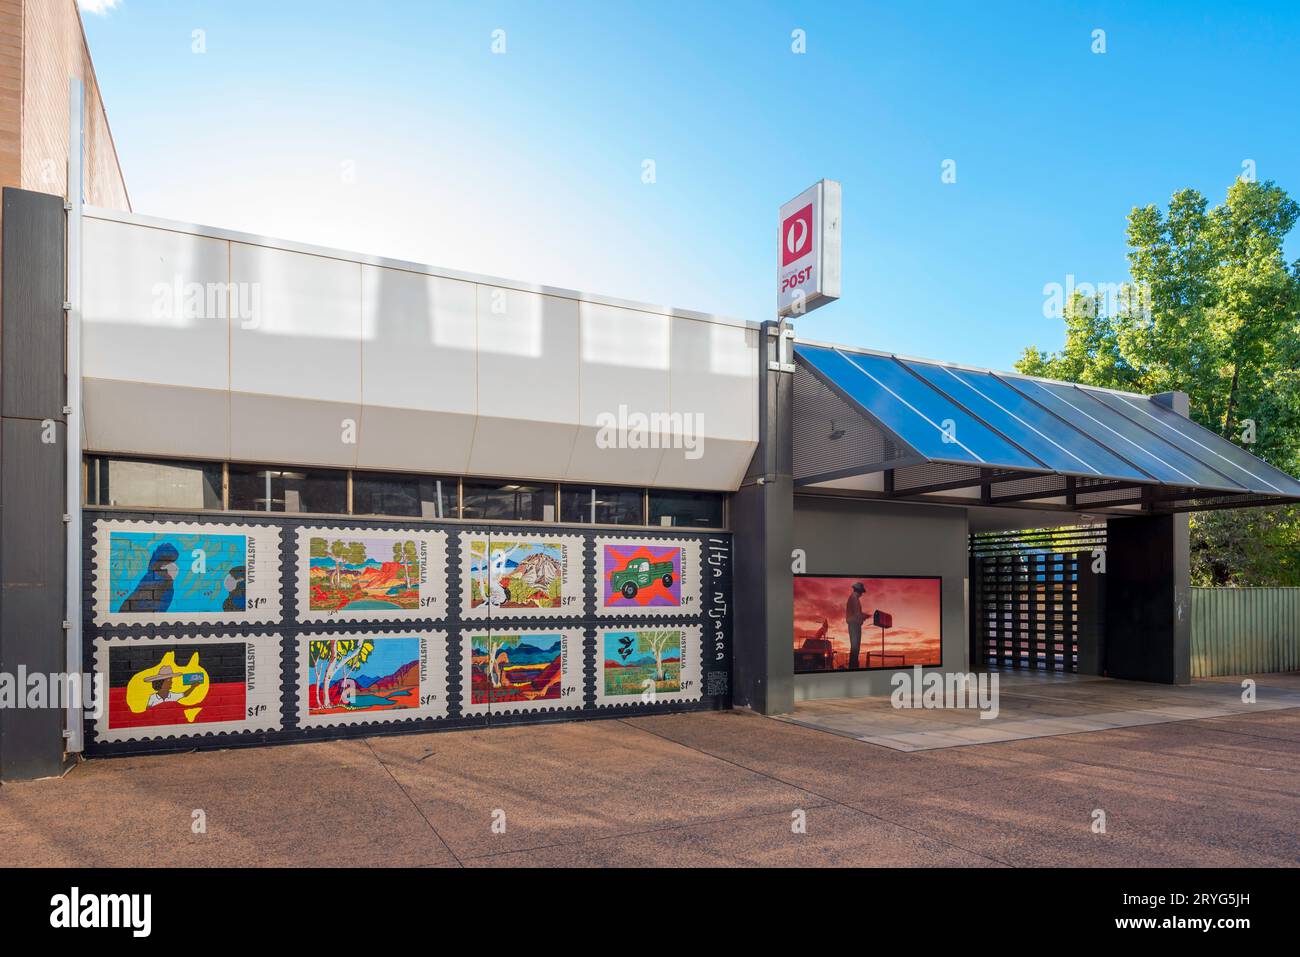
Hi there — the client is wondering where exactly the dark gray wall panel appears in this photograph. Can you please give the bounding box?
[1105,513,1191,684]
[0,188,69,781]
[2,189,67,422]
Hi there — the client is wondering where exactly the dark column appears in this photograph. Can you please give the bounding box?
[731,320,794,714]
[0,188,69,781]
[1103,392,1192,686]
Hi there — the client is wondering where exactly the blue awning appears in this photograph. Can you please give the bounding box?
[793,343,1300,511]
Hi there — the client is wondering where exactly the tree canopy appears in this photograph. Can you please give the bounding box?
[1017,179,1300,585]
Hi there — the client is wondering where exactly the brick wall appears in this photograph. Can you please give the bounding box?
[0,0,20,190]
[19,0,128,207]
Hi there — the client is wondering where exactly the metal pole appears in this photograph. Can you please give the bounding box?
[64,79,85,754]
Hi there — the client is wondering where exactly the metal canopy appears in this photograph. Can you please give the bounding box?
[793,343,1300,515]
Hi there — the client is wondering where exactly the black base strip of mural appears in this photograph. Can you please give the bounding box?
[82,511,733,755]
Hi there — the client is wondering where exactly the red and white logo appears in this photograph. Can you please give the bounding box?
[782,203,813,266]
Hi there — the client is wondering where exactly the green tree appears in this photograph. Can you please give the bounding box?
[1018,179,1300,585]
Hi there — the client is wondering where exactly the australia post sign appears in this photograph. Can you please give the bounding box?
[777,179,841,317]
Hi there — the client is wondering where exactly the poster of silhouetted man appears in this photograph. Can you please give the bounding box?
[845,581,867,669]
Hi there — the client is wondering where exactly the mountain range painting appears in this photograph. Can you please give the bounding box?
[308,536,420,612]
[602,629,683,697]
[307,636,421,715]
[469,633,564,704]
[467,539,567,610]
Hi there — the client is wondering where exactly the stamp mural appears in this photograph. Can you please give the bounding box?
[295,528,447,622]
[460,627,584,715]
[93,520,281,626]
[459,532,584,619]
[595,625,703,707]
[595,537,700,617]
[93,634,282,743]
[297,630,448,729]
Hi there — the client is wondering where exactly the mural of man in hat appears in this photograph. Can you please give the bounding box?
[845,581,868,669]
[145,663,191,709]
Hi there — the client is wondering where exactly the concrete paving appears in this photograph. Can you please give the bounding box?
[775,671,1300,751]
[0,680,1297,867]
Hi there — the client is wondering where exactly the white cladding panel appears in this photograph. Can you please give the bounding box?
[80,212,758,490]
[361,265,477,413]
[229,243,362,404]
[474,286,579,425]
[82,218,230,391]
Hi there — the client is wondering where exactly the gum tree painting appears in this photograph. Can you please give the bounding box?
[392,540,418,590]
[481,633,523,689]
[603,629,684,697]
[309,637,376,709]
[639,630,680,683]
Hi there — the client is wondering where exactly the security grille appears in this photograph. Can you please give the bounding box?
[969,526,1106,672]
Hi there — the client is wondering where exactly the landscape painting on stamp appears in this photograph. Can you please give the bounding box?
[594,625,703,708]
[295,528,448,623]
[469,632,565,704]
[307,636,419,715]
[602,628,684,696]
[297,631,448,729]
[460,533,584,618]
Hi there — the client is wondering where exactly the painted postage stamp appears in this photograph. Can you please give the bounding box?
[458,532,585,620]
[92,633,282,744]
[296,630,449,729]
[594,624,703,708]
[92,519,282,626]
[594,537,701,618]
[294,527,448,623]
[459,626,585,716]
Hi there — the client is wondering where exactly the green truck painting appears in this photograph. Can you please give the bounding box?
[610,558,675,599]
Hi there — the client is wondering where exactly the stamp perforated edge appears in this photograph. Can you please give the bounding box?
[592,536,702,618]
[91,632,283,744]
[92,517,283,627]
[295,628,450,729]
[593,623,704,709]
[458,625,585,717]
[293,526,450,623]
[456,530,587,620]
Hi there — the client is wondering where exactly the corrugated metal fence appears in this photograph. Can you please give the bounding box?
[1191,588,1300,677]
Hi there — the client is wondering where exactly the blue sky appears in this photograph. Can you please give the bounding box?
[80,0,1300,370]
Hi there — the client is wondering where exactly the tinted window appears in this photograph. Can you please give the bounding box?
[353,472,457,518]
[86,456,223,510]
[462,481,555,522]
[560,485,644,525]
[228,465,347,513]
[648,490,724,528]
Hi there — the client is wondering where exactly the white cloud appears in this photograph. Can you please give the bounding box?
[79,0,122,15]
